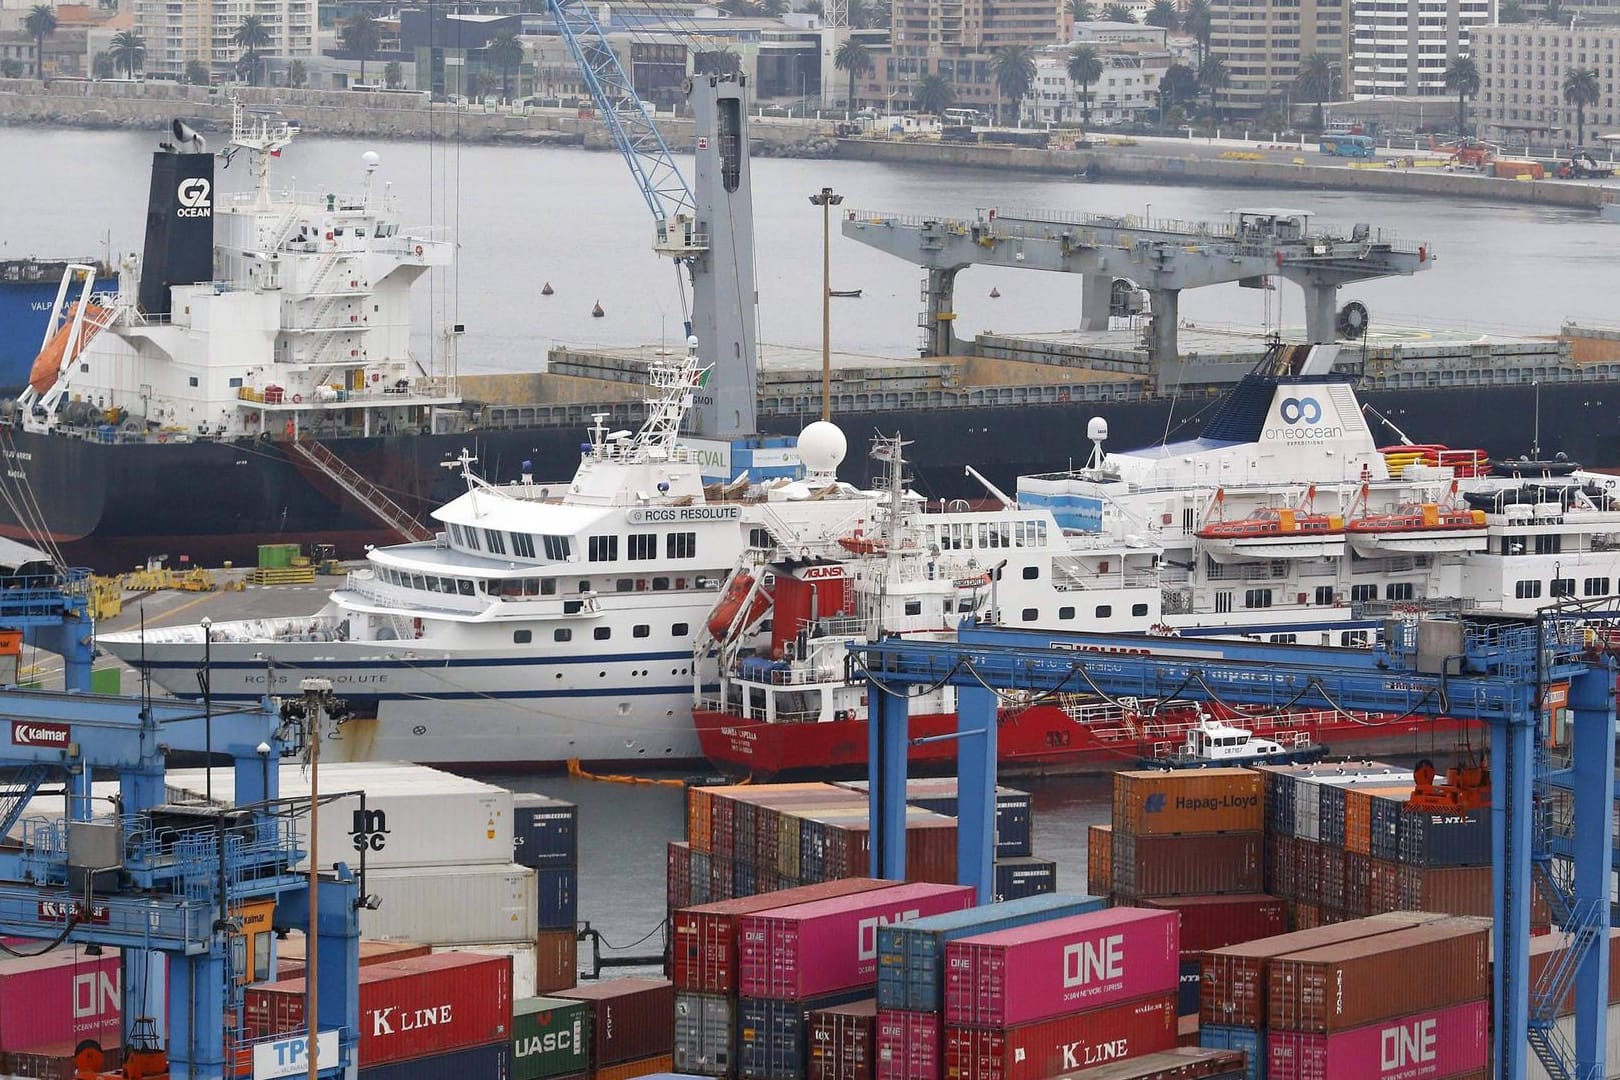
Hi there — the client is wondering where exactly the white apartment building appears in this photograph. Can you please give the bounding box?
[1211,0,1349,113]
[1474,23,1620,141]
[1022,42,1171,124]
[1351,0,1491,96]
[136,0,313,78]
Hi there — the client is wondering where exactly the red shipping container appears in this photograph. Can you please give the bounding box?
[552,978,675,1067]
[245,952,511,1067]
[945,908,1178,1030]
[810,999,878,1080]
[674,879,896,994]
[1137,895,1285,953]
[1267,999,1488,1080]
[876,1009,940,1080]
[0,947,123,1052]
[273,934,432,981]
[944,993,1178,1080]
[740,882,977,1001]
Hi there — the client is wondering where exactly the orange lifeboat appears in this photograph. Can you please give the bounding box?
[837,528,885,556]
[29,301,113,395]
[707,573,772,639]
[1196,507,1344,540]
[1346,504,1486,533]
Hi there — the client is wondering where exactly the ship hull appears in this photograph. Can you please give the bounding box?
[692,704,1477,778]
[1,380,1616,571]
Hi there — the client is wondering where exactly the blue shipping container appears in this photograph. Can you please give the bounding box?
[514,794,579,869]
[537,866,578,930]
[1370,796,1404,862]
[992,857,1057,902]
[360,1042,511,1080]
[1199,1024,1266,1080]
[734,859,757,898]
[1318,784,1346,849]
[1178,959,1201,1018]
[1396,808,1491,867]
[874,892,1107,1012]
[738,989,867,1080]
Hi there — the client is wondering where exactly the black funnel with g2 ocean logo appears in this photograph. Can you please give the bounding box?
[138,150,215,317]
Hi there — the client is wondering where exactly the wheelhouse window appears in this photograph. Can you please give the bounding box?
[588,535,618,562]
[511,533,536,559]
[628,533,658,560]
[484,529,507,555]
[542,535,571,561]
[667,532,696,559]
[463,528,481,552]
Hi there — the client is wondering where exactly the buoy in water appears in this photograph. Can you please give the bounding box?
[989,287,1001,298]
[541,282,554,296]
[592,301,605,318]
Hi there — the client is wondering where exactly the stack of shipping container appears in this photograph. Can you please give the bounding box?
[1049,1048,1250,1080]
[872,895,1108,1080]
[247,952,516,1079]
[670,783,1049,910]
[0,947,124,1076]
[942,907,1183,1080]
[553,978,678,1080]
[515,792,583,993]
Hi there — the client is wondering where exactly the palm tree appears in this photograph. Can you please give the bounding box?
[92,51,113,79]
[1068,0,1095,20]
[1183,0,1211,65]
[1199,54,1229,120]
[916,72,955,115]
[1144,0,1179,29]
[185,59,210,85]
[1563,67,1600,148]
[108,30,145,79]
[23,5,57,80]
[993,44,1036,125]
[1100,2,1134,21]
[341,10,381,85]
[234,14,271,86]
[834,38,872,110]
[1443,56,1479,138]
[1067,44,1103,124]
[1295,51,1333,129]
[287,58,307,87]
[485,31,523,102]
[384,60,402,89]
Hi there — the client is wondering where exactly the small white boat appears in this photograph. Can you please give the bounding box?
[1145,716,1328,768]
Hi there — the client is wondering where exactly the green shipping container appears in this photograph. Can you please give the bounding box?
[257,544,300,569]
[513,995,590,1080]
[91,668,121,695]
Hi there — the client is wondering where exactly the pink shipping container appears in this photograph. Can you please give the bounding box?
[943,993,1179,1080]
[944,908,1178,1029]
[876,1009,941,1080]
[674,879,897,994]
[246,952,512,1067]
[740,882,977,1001]
[1137,895,1286,953]
[0,946,122,1052]
[1267,999,1488,1080]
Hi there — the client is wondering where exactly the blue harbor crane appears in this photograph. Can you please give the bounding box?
[851,614,1614,1080]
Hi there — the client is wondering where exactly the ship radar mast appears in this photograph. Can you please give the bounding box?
[223,100,296,210]
[631,336,712,462]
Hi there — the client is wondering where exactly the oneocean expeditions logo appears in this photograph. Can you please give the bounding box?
[1267,394,1343,443]
[177,177,212,218]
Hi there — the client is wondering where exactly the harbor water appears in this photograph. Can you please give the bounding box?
[3,128,1620,372]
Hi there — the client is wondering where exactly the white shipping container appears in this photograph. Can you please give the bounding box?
[361,862,539,945]
[434,942,539,1000]
[164,762,514,870]
[1528,1001,1620,1080]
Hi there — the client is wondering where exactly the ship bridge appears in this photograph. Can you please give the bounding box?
[842,206,1433,384]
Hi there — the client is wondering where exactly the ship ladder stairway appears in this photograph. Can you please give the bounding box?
[289,438,433,542]
[0,764,52,842]
[1526,892,1603,1080]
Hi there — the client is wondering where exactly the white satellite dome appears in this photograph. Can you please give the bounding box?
[1087,417,1109,443]
[797,421,847,474]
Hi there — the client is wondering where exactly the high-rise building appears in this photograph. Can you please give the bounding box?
[136,0,312,79]
[1350,0,1490,96]
[1210,0,1349,113]
[1474,22,1620,142]
[880,0,1066,114]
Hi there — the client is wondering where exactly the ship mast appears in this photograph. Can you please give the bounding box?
[225,100,295,212]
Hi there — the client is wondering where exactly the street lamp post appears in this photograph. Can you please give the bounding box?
[808,187,844,422]
[200,616,212,805]
[300,676,332,1080]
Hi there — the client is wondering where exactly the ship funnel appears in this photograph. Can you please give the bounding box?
[171,118,207,153]
[138,139,216,317]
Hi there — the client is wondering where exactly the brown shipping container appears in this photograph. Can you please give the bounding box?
[1050,1047,1249,1080]
[1088,825,1112,897]
[554,978,675,1067]
[273,933,432,979]
[1112,832,1262,899]
[1265,917,1490,1033]
[1114,769,1264,836]
[809,998,877,1080]
[592,1055,675,1080]
[1343,785,1410,857]
[1341,853,1371,919]
[1200,912,1452,1028]
[1397,865,1492,917]
[537,928,579,994]
[1368,859,1400,914]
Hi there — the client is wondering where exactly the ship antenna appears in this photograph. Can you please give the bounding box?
[1532,380,1542,460]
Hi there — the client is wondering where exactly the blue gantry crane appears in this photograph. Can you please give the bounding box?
[851,614,1614,1080]
[0,685,361,1079]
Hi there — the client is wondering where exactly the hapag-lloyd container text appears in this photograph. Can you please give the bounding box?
[944,908,1178,1028]
[944,993,1179,1080]
[1267,1000,1489,1080]
[740,883,976,1001]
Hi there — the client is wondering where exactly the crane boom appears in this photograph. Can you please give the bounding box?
[547,0,705,259]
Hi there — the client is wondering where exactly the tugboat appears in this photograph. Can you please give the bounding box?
[1142,715,1329,769]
